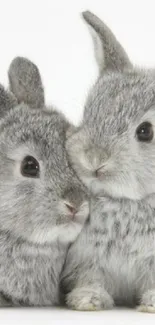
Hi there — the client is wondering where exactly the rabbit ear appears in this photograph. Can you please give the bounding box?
[8,57,45,109]
[0,85,17,118]
[82,11,132,73]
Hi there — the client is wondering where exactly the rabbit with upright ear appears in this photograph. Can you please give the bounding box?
[61,11,155,312]
[0,56,44,118]
[0,57,89,306]
[8,56,45,108]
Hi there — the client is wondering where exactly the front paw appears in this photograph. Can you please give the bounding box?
[138,289,155,313]
[66,287,114,311]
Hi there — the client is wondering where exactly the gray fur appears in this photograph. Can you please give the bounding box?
[0,56,36,118]
[0,59,88,306]
[8,57,45,108]
[82,11,132,72]
[0,86,17,118]
[0,56,44,119]
[62,11,155,312]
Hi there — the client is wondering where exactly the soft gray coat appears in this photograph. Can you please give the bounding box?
[0,57,88,306]
[62,11,155,313]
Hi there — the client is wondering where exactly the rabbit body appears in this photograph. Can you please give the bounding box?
[62,195,155,309]
[0,104,88,307]
[0,58,88,306]
[62,11,155,312]
[0,230,67,306]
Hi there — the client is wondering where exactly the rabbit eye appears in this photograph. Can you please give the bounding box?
[21,156,40,178]
[136,122,153,142]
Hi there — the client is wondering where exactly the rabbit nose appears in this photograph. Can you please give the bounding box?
[65,202,77,216]
[95,165,105,178]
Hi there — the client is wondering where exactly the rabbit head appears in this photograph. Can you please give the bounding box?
[66,11,155,201]
[0,57,88,246]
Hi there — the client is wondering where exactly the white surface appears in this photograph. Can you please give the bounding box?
[1,308,155,325]
[0,0,155,323]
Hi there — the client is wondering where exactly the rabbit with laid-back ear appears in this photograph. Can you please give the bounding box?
[0,57,88,306]
[61,11,155,312]
[0,82,17,118]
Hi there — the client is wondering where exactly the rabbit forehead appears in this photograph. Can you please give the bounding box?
[84,70,155,137]
[0,105,67,160]
[1,105,66,138]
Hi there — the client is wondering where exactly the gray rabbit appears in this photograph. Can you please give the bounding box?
[0,57,88,306]
[61,11,155,313]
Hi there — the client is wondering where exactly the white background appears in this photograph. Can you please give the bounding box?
[1,0,155,324]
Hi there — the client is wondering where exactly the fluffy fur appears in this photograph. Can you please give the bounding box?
[0,57,88,306]
[61,11,155,312]
[8,57,45,108]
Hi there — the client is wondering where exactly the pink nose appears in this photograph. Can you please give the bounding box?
[65,203,77,216]
[95,166,104,178]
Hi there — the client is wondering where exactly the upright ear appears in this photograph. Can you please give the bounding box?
[8,57,45,109]
[0,85,17,118]
[82,11,132,73]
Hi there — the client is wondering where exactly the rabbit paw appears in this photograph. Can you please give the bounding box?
[66,287,114,311]
[138,290,155,313]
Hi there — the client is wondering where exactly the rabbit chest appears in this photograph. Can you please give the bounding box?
[0,233,67,306]
[65,197,155,305]
[90,197,155,302]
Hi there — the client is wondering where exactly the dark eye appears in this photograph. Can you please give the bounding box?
[21,156,40,178]
[136,122,153,142]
